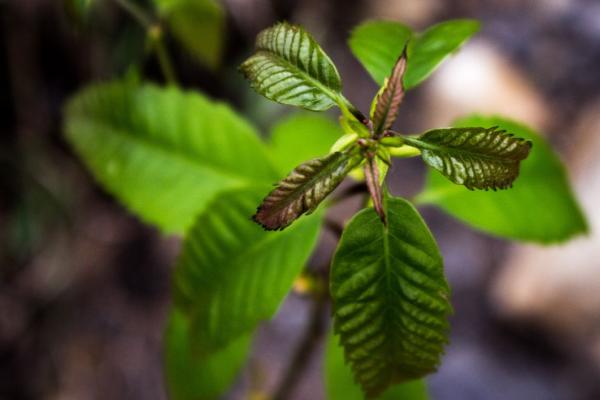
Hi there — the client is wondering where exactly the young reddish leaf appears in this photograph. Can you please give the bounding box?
[371,47,408,136]
[253,152,361,230]
[364,156,385,224]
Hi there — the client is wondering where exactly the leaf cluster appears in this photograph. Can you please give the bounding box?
[63,15,588,400]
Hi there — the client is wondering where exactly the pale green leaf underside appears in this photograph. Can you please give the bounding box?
[240,22,342,111]
[403,127,531,190]
[349,19,480,88]
[417,115,588,243]
[154,0,225,69]
[173,187,322,355]
[325,331,429,400]
[164,308,251,400]
[331,196,451,398]
[269,113,343,174]
[254,151,360,230]
[64,82,278,233]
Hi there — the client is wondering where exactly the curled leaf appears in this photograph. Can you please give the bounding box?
[364,156,385,223]
[240,22,343,111]
[371,47,407,136]
[403,127,532,190]
[253,151,360,230]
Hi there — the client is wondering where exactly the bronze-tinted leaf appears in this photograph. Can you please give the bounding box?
[371,48,407,135]
[403,126,532,190]
[364,156,385,223]
[253,152,360,230]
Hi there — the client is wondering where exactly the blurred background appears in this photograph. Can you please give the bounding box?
[2,0,600,399]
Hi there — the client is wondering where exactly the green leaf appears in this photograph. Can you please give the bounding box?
[173,187,322,355]
[253,151,360,230]
[240,22,344,111]
[325,331,429,400]
[417,116,588,243]
[164,308,251,400]
[349,21,412,87]
[331,195,451,398]
[154,0,225,69]
[371,48,407,135]
[269,113,343,174]
[64,81,278,234]
[349,19,479,89]
[403,127,532,190]
[404,20,480,88]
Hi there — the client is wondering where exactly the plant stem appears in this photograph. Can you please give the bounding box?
[272,292,328,400]
[111,0,179,85]
[113,0,153,28]
[149,27,178,85]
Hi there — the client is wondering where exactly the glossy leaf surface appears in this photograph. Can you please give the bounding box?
[403,127,532,190]
[269,113,343,174]
[240,22,343,111]
[155,0,225,69]
[417,116,588,243]
[165,308,251,400]
[371,49,407,135]
[325,331,429,400]
[331,196,451,398]
[173,188,322,355]
[254,151,359,230]
[349,19,479,88]
[64,82,278,233]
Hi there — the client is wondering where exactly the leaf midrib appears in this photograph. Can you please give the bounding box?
[255,50,341,105]
[403,136,519,164]
[271,153,355,214]
[69,117,276,186]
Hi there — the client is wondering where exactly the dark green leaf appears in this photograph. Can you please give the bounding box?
[164,308,251,400]
[173,187,322,355]
[349,19,479,89]
[154,0,225,69]
[403,127,532,190]
[64,82,278,233]
[269,113,343,174]
[417,116,588,243]
[371,48,407,135]
[325,331,429,400]
[254,151,360,230]
[331,195,451,398]
[240,22,343,111]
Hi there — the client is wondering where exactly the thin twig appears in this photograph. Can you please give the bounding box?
[111,0,179,85]
[113,0,153,28]
[272,292,328,400]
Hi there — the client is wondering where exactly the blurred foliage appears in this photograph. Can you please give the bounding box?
[165,309,252,400]
[154,0,225,69]
[269,113,343,174]
[64,81,278,233]
[417,116,587,243]
[173,187,322,355]
[349,19,480,88]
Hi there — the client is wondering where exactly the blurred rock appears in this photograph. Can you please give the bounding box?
[422,40,550,131]
[369,0,443,28]
[492,100,600,358]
